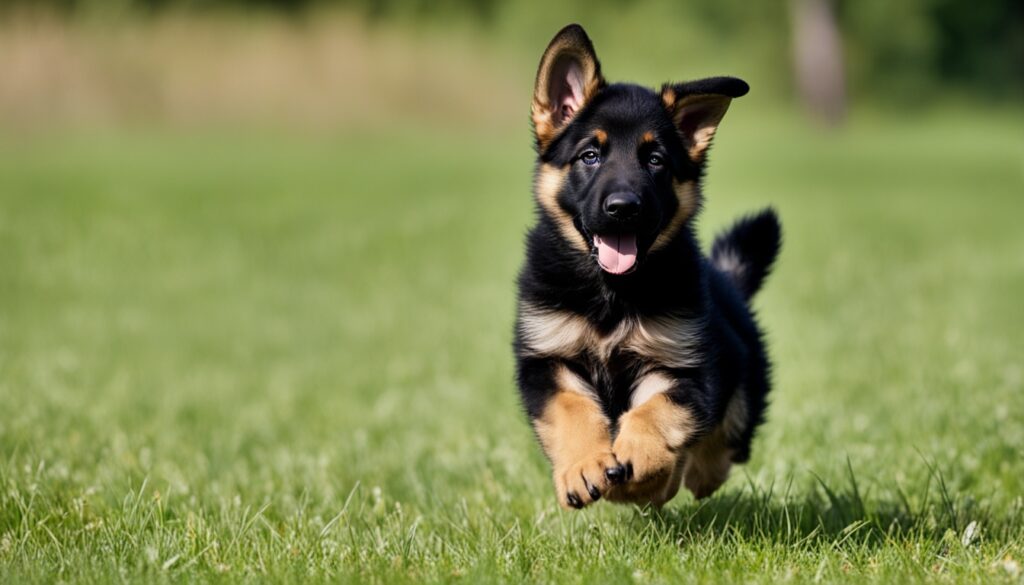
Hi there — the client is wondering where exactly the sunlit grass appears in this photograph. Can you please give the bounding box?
[1,107,1023,582]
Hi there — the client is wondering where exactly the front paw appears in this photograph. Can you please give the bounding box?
[610,425,678,488]
[553,451,623,509]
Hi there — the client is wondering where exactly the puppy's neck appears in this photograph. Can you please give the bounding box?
[525,221,707,320]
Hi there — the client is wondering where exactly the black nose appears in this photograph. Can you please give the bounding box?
[603,192,641,219]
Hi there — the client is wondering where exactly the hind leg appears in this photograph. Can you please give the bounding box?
[682,388,748,499]
[682,436,734,499]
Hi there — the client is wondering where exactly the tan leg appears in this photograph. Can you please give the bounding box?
[533,369,619,509]
[682,390,748,499]
[660,455,689,503]
[682,432,734,499]
[607,393,695,507]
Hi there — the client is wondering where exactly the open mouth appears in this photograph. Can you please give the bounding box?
[594,233,638,275]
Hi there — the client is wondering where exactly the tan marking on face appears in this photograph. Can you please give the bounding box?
[533,373,616,508]
[594,129,607,145]
[651,178,700,252]
[650,180,699,252]
[519,304,704,369]
[535,164,588,253]
[640,131,656,145]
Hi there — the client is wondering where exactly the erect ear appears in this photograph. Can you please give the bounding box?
[532,24,606,151]
[660,77,749,163]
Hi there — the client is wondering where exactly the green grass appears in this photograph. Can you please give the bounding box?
[1,107,1023,583]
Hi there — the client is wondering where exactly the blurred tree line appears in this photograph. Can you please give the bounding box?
[3,0,1021,102]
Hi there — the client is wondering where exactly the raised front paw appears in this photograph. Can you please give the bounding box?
[610,425,678,486]
[553,451,624,509]
[604,392,692,506]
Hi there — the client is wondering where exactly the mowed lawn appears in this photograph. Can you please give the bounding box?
[1,109,1023,583]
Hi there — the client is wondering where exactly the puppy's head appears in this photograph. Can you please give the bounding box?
[532,24,748,276]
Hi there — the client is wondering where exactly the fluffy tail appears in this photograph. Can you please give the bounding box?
[710,208,782,301]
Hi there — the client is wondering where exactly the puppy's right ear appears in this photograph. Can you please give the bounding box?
[531,24,605,151]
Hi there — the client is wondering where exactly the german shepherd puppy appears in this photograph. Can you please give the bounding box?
[514,24,781,509]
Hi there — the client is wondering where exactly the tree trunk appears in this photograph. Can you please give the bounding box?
[790,0,846,126]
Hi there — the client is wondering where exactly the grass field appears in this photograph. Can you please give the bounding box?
[1,105,1023,583]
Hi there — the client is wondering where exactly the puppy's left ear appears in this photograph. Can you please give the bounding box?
[661,77,749,163]
[532,24,606,151]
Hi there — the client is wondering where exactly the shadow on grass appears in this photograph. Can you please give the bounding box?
[631,458,1022,548]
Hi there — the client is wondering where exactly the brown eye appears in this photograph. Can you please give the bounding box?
[580,151,601,166]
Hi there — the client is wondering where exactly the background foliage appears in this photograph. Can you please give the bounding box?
[4,0,1022,101]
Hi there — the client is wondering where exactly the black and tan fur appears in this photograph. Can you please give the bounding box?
[514,24,782,509]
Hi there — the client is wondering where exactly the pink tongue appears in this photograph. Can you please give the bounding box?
[594,233,638,274]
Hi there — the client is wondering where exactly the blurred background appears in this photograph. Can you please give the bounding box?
[1,1,1023,579]
[1,0,1022,130]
